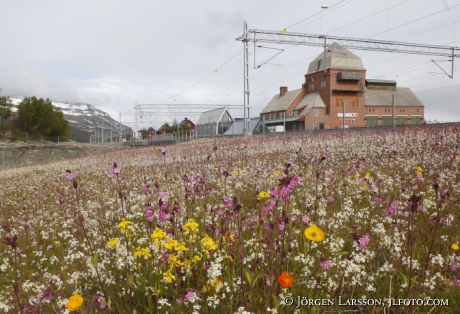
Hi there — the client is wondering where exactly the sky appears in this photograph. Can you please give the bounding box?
[1,0,459,130]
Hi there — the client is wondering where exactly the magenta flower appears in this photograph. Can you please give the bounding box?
[321,260,332,270]
[451,263,459,271]
[65,170,74,180]
[278,221,285,231]
[453,276,459,286]
[358,233,370,250]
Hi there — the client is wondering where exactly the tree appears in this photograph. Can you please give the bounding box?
[0,96,14,123]
[15,96,69,137]
[165,118,179,134]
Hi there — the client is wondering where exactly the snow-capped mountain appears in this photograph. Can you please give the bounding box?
[8,96,132,139]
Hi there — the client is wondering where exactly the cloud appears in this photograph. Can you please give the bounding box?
[201,11,245,51]
[0,63,80,102]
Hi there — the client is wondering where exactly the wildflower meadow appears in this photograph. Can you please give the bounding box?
[1,125,459,313]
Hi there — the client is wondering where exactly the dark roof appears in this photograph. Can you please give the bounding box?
[178,118,194,128]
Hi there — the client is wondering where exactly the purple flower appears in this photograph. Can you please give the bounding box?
[385,201,398,217]
[278,221,285,231]
[65,170,74,180]
[451,263,459,271]
[453,276,459,286]
[321,260,332,270]
[94,297,106,309]
[159,211,168,222]
[160,146,166,155]
[39,285,54,301]
[222,195,232,207]
[141,185,149,193]
[358,233,370,250]
[158,191,168,202]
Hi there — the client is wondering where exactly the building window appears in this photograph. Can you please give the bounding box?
[417,109,419,112]
[309,84,314,90]
[293,123,297,131]
[321,74,326,79]
[368,108,374,112]
[314,123,319,130]
[325,125,329,129]
[352,98,360,106]
[336,97,344,106]
[359,82,363,90]
[310,78,314,82]
[351,119,355,125]
[321,81,326,88]
[293,110,299,116]
[269,114,272,120]
[314,109,319,116]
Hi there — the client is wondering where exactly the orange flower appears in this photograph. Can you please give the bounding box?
[278,272,294,288]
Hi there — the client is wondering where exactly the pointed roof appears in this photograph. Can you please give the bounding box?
[196,107,232,125]
[293,92,326,114]
[306,42,365,75]
[261,89,301,114]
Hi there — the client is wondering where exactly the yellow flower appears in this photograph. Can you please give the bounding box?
[66,294,83,312]
[118,218,131,231]
[361,182,368,189]
[223,233,235,245]
[192,255,201,264]
[202,285,211,293]
[304,225,325,242]
[452,244,459,251]
[134,247,152,259]
[151,228,167,241]
[233,170,239,176]
[163,268,176,283]
[184,218,199,235]
[164,238,187,252]
[258,191,270,199]
[415,166,423,172]
[201,235,218,252]
[365,172,370,179]
[354,173,359,180]
[108,238,120,247]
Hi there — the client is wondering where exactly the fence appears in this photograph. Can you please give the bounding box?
[0,130,90,143]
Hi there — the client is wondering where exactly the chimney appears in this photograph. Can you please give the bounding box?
[280,86,288,97]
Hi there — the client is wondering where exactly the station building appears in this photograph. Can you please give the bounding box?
[260,43,424,130]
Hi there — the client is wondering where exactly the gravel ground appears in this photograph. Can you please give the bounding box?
[0,141,124,169]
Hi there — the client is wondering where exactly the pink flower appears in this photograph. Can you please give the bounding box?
[222,195,232,207]
[321,260,332,270]
[301,216,309,224]
[158,191,168,202]
[159,211,168,222]
[453,276,459,286]
[65,170,74,180]
[451,263,459,271]
[278,221,285,231]
[358,233,370,250]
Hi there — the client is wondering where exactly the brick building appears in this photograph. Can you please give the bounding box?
[260,43,424,130]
